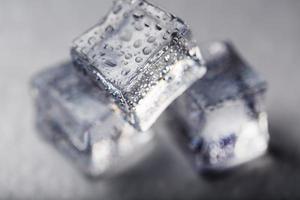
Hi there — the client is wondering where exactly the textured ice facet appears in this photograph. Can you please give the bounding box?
[71,0,206,131]
[31,62,153,176]
[172,41,269,171]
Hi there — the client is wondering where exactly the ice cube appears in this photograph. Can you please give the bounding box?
[71,0,206,131]
[31,62,153,176]
[172,41,269,171]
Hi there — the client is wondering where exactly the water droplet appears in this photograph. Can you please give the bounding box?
[120,30,132,42]
[162,13,170,21]
[171,33,179,43]
[113,4,122,14]
[139,1,144,6]
[135,57,143,63]
[104,59,117,67]
[125,53,133,59]
[156,24,162,31]
[103,44,113,51]
[144,22,150,27]
[143,47,152,55]
[133,10,144,19]
[88,36,96,45]
[133,39,142,48]
[147,36,156,43]
[123,12,129,18]
[105,25,114,33]
[163,33,169,40]
[121,69,131,76]
[81,47,88,54]
[135,22,144,31]
[91,54,97,60]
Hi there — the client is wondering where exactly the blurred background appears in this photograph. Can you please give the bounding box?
[0,0,300,199]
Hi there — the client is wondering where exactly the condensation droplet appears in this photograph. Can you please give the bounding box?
[156,24,162,31]
[81,47,88,54]
[133,10,144,19]
[163,33,169,40]
[143,47,152,55]
[91,54,97,59]
[104,59,117,67]
[133,40,142,48]
[147,36,156,43]
[139,1,144,6]
[113,4,122,14]
[144,22,150,27]
[103,44,113,51]
[162,13,170,21]
[123,12,129,18]
[121,69,131,76]
[105,25,114,33]
[135,23,144,31]
[88,36,96,45]
[120,30,132,42]
[135,57,143,63]
[125,53,133,59]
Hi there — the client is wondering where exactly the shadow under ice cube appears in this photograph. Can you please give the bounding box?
[173,41,269,171]
[31,62,153,176]
[71,0,206,131]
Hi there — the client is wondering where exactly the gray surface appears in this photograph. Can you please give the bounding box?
[0,0,300,199]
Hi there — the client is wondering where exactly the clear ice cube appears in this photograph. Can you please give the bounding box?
[71,0,206,131]
[31,62,153,176]
[172,41,269,171]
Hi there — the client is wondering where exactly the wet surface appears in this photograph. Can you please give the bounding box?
[0,0,300,199]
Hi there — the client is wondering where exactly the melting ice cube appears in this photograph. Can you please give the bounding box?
[31,62,153,176]
[71,0,206,131]
[172,41,269,171]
